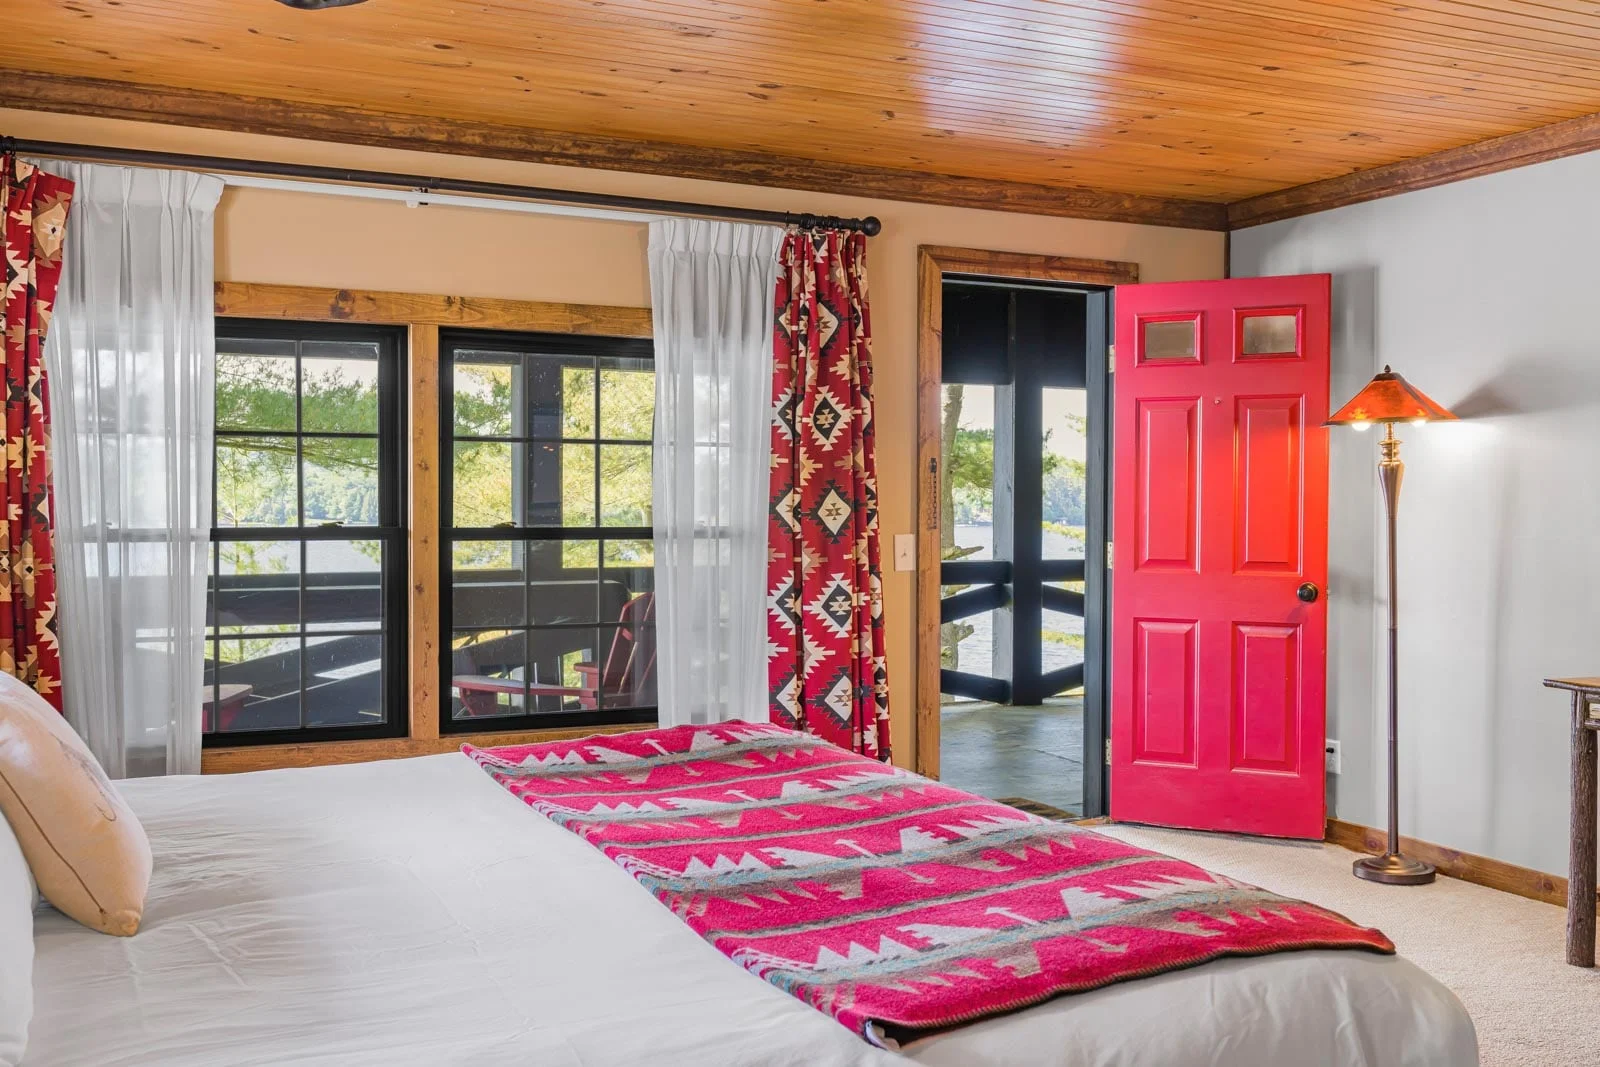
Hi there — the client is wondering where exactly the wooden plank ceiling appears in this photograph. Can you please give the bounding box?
[6,0,1600,227]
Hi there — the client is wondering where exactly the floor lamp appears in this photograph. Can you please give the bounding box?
[1327,366,1457,886]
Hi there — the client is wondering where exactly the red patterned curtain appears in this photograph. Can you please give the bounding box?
[1,153,72,708]
[766,229,890,759]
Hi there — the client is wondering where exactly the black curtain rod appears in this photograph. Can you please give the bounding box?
[2,137,883,236]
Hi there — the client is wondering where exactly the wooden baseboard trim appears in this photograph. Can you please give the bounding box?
[1326,818,1599,914]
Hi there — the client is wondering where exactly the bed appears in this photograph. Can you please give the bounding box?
[26,752,1477,1066]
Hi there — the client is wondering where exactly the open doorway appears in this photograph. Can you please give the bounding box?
[914,247,1139,819]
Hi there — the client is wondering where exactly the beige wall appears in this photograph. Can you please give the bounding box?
[4,108,1225,763]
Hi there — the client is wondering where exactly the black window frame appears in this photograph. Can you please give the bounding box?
[439,327,657,735]
[205,318,409,748]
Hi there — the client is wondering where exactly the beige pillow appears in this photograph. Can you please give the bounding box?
[0,674,151,936]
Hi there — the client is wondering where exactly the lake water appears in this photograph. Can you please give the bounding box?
[946,523,1085,681]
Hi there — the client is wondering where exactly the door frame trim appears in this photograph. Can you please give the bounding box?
[914,246,1139,790]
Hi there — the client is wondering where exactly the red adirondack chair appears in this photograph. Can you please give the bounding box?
[453,592,656,715]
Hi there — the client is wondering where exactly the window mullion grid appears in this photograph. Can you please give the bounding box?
[522,352,534,715]
[209,321,404,745]
[210,388,222,728]
[441,336,655,732]
[295,342,308,732]
[592,355,605,706]
[591,356,602,628]
[210,541,220,726]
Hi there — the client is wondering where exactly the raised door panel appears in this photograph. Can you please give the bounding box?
[1231,623,1300,773]
[1136,398,1200,572]
[1233,396,1303,575]
[1132,619,1197,766]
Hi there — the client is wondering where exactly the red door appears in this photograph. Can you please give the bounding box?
[1110,275,1330,839]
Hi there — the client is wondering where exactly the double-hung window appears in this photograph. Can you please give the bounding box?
[205,320,407,744]
[441,329,657,732]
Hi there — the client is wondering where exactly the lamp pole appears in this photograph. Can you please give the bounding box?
[1353,423,1436,885]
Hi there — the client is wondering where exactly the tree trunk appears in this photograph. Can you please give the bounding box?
[938,386,971,669]
[940,384,962,556]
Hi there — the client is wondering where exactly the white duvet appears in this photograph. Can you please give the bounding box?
[26,753,1476,1066]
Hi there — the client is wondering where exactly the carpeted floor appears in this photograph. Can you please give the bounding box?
[1094,823,1599,1067]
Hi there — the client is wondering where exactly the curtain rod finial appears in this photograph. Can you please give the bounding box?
[860,216,882,237]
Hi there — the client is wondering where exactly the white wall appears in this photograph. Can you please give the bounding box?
[1233,152,1600,876]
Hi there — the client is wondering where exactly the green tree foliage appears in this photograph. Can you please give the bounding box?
[946,426,994,525]
[938,385,1091,670]
[216,352,658,579]
[215,354,381,529]
[941,408,1088,531]
[447,362,654,571]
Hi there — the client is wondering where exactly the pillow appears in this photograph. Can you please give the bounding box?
[0,805,34,1066]
[0,674,151,936]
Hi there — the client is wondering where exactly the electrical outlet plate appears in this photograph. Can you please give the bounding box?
[1324,740,1341,775]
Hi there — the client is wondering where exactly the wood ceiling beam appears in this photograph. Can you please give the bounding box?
[1228,108,1600,229]
[0,70,1228,232]
[13,70,1600,236]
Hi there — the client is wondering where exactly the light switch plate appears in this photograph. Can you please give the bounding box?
[893,533,916,572]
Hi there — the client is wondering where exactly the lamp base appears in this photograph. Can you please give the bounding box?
[1352,853,1436,886]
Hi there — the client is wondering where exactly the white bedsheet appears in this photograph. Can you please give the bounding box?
[26,753,1476,1066]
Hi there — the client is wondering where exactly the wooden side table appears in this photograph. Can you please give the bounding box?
[1543,677,1599,967]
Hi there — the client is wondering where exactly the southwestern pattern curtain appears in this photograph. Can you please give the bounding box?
[0,153,72,708]
[765,229,890,759]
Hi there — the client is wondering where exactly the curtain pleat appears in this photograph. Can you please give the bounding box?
[40,159,221,778]
[649,218,784,725]
[765,230,891,759]
[0,153,73,709]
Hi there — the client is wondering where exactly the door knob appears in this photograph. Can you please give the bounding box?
[1297,583,1320,603]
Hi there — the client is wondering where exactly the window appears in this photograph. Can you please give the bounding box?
[441,329,656,732]
[205,320,407,744]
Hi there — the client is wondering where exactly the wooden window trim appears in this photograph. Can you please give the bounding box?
[203,283,654,774]
[914,248,1138,781]
[213,282,654,336]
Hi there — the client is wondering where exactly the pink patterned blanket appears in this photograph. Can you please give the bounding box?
[464,723,1392,1044]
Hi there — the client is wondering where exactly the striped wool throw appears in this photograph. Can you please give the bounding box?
[464,723,1393,1044]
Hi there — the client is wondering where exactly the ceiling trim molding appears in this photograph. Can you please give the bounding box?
[0,70,1228,232]
[1228,109,1600,229]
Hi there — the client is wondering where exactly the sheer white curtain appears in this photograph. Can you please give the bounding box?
[41,161,221,778]
[649,219,783,726]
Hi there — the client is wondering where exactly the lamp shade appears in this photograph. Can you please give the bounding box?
[1327,365,1456,426]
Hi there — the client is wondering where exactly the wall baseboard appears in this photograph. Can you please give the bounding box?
[1325,818,1599,914]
